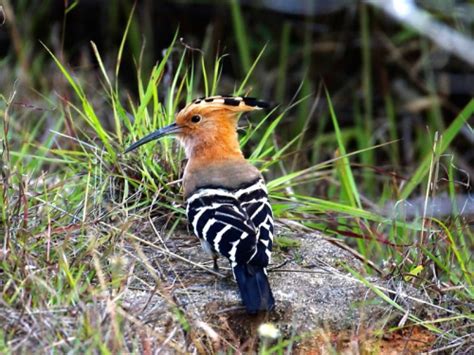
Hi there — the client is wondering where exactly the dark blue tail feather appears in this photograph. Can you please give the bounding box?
[233,263,275,314]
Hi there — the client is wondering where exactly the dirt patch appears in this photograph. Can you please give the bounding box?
[298,326,436,354]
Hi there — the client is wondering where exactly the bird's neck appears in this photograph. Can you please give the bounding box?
[184,138,246,182]
[183,125,244,163]
[181,122,263,198]
[187,141,243,163]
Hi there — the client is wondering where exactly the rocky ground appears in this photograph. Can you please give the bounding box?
[119,223,431,352]
[3,220,435,353]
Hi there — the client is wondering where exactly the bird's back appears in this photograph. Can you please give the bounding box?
[184,159,275,312]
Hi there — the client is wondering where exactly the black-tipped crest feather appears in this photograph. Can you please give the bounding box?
[191,95,270,109]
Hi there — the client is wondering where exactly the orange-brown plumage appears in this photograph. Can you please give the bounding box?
[173,98,264,197]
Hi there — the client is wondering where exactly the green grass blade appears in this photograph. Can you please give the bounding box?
[400,99,474,199]
[326,88,362,208]
[237,44,267,95]
[115,2,136,81]
[230,0,251,73]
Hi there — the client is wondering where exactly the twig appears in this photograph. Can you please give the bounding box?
[101,221,226,278]
[179,37,204,54]
[366,0,474,66]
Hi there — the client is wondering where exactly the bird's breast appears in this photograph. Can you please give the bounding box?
[183,159,262,199]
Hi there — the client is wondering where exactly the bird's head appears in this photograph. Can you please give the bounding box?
[125,96,269,159]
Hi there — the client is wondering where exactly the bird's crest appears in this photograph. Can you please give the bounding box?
[178,95,270,117]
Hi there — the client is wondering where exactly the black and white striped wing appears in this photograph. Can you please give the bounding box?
[236,179,273,266]
[186,188,259,266]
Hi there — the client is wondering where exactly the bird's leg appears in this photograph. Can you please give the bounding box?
[213,254,219,271]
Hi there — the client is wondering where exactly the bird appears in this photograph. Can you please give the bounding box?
[125,95,275,313]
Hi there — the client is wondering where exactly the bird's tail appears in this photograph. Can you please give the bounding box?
[232,263,275,314]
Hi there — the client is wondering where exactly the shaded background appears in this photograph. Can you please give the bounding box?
[1,0,473,195]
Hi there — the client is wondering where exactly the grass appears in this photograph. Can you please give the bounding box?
[1,1,473,353]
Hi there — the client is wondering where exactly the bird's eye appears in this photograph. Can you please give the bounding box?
[191,115,201,123]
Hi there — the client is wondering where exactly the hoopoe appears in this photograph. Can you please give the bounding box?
[125,95,275,313]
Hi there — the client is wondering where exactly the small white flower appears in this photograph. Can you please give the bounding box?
[258,323,280,339]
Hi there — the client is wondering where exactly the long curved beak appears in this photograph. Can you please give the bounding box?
[124,122,181,153]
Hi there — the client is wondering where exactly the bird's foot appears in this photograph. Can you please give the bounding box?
[213,257,219,271]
